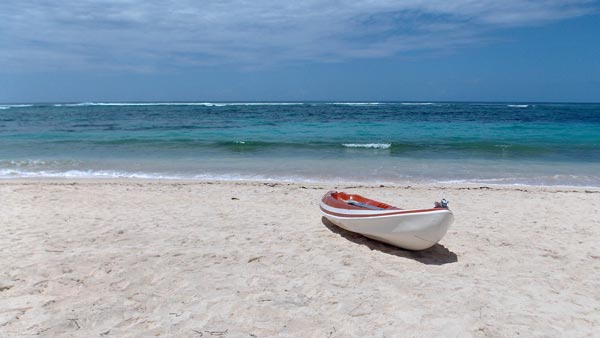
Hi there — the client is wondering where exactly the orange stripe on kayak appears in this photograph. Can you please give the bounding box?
[320,206,445,218]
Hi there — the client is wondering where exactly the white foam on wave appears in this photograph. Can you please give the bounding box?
[401,102,434,106]
[0,168,182,179]
[53,102,226,107]
[0,168,327,184]
[342,143,391,149]
[329,102,383,106]
[52,102,305,107]
[0,104,33,109]
[228,103,304,106]
[438,174,599,188]
[507,104,529,108]
[2,167,599,188]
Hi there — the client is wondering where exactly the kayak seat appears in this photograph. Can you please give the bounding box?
[345,200,386,210]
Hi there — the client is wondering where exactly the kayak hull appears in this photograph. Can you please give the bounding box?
[320,191,453,250]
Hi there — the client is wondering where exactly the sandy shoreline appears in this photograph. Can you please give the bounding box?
[1,179,599,337]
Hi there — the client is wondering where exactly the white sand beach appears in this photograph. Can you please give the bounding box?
[1,180,599,337]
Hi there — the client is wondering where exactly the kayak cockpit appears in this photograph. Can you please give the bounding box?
[325,191,401,211]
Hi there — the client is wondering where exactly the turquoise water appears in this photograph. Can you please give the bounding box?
[1,102,599,186]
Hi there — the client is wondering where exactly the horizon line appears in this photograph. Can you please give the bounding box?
[2,100,600,105]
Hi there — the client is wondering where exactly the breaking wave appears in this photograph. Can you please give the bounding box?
[0,104,33,109]
[0,168,327,183]
[329,102,384,106]
[342,143,391,149]
[52,102,305,107]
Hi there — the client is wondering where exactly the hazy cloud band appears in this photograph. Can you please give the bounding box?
[0,0,596,71]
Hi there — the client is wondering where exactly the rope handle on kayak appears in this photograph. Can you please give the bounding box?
[434,199,449,209]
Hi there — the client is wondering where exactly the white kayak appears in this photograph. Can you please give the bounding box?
[320,191,454,250]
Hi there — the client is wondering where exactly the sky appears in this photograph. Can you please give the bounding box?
[1,0,599,103]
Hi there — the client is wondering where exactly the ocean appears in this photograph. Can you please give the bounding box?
[1,102,599,187]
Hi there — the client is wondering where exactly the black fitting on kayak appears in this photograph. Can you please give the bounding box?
[435,199,449,209]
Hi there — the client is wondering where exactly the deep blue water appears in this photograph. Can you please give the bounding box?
[1,102,599,186]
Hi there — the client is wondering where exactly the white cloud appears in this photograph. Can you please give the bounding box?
[0,0,595,71]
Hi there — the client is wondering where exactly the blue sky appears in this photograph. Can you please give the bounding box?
[1,1,599,103]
